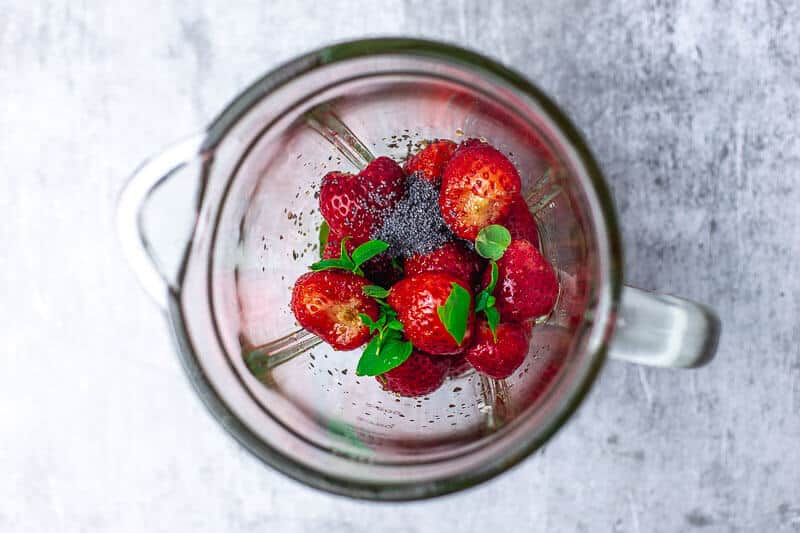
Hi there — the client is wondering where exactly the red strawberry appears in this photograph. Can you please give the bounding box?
[290,270,379,350]
[465,321,529,379]
[403,139,457,186]
[447,354,472,377]
[319,156,405,240]
[404,241,484,287]
[482,239,558,321]
[439,143,521,240]
[505,196,541,248]
[376,350,451,397]
[387,272,475,355]
[322,234,403,287]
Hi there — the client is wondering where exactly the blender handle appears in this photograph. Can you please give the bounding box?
[608,286,721,368]
[116,134,204,310]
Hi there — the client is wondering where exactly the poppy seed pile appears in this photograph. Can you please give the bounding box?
[372,173,455,259]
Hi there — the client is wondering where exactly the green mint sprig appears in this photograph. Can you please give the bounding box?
[473,225,512,342]
[475,261,501,341]
[437,282,472,345]
[310,237,389,276]
[356,286,412,376]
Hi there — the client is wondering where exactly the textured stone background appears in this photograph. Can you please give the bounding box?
[2,1,799,532]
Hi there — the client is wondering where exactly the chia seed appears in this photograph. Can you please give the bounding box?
[372,173,455,258]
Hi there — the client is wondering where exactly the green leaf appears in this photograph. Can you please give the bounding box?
[357,338,413,376]
[309,258,349,271]
[318,221,330,259]
[391,258,404,272]
[485,306,500,343]
[381,338,413,366]
[475,261,498,312]
[475,292,489,312]
[377,299,394,310]
[339,236,351,261]
[475,225,512,260]
[386,319,404,331]
[355,336,381,376]
[436,282,472,345]
[351,240,390,269]
[309,235,357,272]
[359,313,379,334]
[362,285,391,299]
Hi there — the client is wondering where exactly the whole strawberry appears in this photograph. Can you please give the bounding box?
[403,139,457,186]
[319,156,405,240]
[404,241,484,287]
[291,270,379,350]
[505,196,540,248]
[439,143,521,240]
[387,272,475,355]
[323,234,403,287]
[376,350,451,397]
[482,239,558,321]
[465,320,529,379]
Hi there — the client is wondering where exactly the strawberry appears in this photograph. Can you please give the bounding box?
[387,272,475,355]
[290,270,379,350]
[403,139,457,186]
[447,354,472,377]
[465,321,529,379]
[319,156,405,240]
[376,350,451,397]
[482,239,558,321]
[439,143,521,240]
[505,196,540,248]
[322,234,403,287]
[404,241,484,287]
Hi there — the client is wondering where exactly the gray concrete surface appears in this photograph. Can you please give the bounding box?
[2,1,799,531]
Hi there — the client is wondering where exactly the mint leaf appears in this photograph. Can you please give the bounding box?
[309,258,349,271]
[386,319,403,331]
[339,237,355,269]
[356,338,412,376]
[356,336,381,376]
[355,285,413,376]
[474,260,501,342]
[475,225,511,260]
[308,236,389,276]
[381,338,413,365]
[359,313,379,334]
[436,282,472,345]
[351,240,389,270]
[318,221,330,259]
[362,285,391,299]
[475,261,498,311]
[485,306,500,342]
[475,292,489,312]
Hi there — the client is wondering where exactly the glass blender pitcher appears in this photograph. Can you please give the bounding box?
[117,38,720,500]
